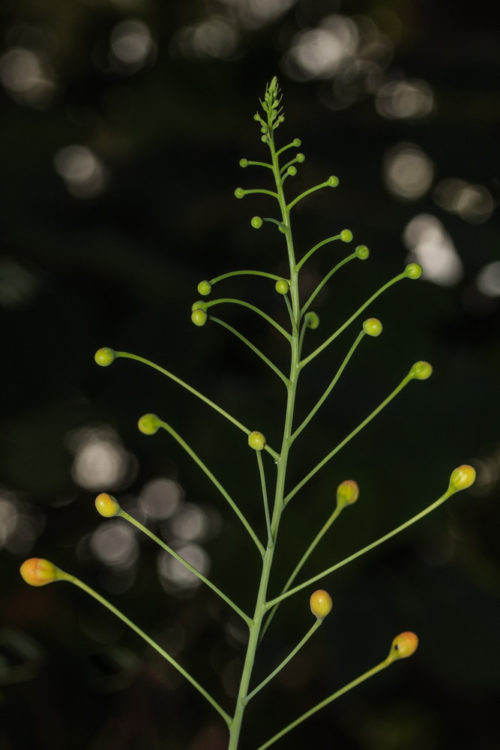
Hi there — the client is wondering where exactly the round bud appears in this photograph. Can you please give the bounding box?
[355,245,370,260]
[327,175,339,187]
[310,589,333,620]
[275,279,289,295]
[251,216,263,229]
[389,631,419,661]
[287,166,297,177]
[405,263,422,280]
[292,138,302,147]
[20,558,59,587]
[296,153,305,163]
[336,479,359,509]
[253,114,260,121]
[409,361,433,380]
[95,492,121,518]
[239,158,248,168]
[192,300,207,311]
[191,309,207,327]
[363,318,383,337]
[234,187,245,199]
[261,135,268,143]
[138,413,160,435]
[448,464,476,493]
[340,229,353,243]
[248,431,266,451]
[197,280,212,296]
[94,347,115,367]
[305,312,320,330]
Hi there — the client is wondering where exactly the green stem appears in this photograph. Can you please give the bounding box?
[285,374,412,507]
[292,330,365,444]
[210,316,289,387]
[257,657,392,748]
[210,270,283,285]
[119,510,252,626]
[61,572,231,725]
[247,619,322,703]
[256,451,272,543]
[295,233,342,272]
[267,488,453,608]
[241,160,273,170]
[288,179,337,211]
[300,272,406,368]
[114,351,277,460]
[203,298,291,342]
[239,188,279,199]
[156,419,265,557]
[301,252,357,317]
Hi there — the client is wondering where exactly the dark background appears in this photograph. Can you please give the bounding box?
[1,1,499,748]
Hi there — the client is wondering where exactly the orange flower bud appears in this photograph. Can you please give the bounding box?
[388,631,419,661]
[20,558,60,587]
[309,589,333,620]
[95,492,121,517]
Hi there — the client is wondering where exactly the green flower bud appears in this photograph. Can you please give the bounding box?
[355,245,370,260]
[239,158,248,168]
[251,216,263,229]
[287,166,297,176]
[340,229,353,242]
[197,280,212,296]
[138,413,160,435]
[305,311,320,330]
[292,138,302,147]
[248,431,266,451]
[234,187,245,199]
[448,464,476,493]
[336,479,359,509]
[191,309,207,327]
[388,632,419,662]
[95,492,121,517]
[296,153,305,163]
[326,175,339,187]
[409,361,433,380]
[405,263,422,280]
[363,318,383,337]
[275,279,289,295]
[94,347,116,367]
[261,135,268,143]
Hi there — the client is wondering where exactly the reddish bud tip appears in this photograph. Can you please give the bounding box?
[20,558,60,587]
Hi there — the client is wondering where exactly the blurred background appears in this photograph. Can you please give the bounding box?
[1,0,499,748]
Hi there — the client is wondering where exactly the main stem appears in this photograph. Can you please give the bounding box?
[227,132,301,749]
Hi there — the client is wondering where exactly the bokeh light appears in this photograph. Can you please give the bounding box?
[403,214,463,286]
[383,143,434,200]
[67,426,137,491]
[54,145,107,199]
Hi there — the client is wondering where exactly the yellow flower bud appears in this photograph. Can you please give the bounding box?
[363,318,383,337]
[388,631,419,661]
[336,479,359,509]
[94,347,115,367]
[248,431,266,451]
[20,558,60,587]
[409,361,433,380]
[310,589,333,620]
[138,413,160,435]
[95,492,121,517]
[448,464,476,493]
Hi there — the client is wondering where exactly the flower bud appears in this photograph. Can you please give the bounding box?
[296,153,305,163]
[239,158,248,168]
[191,309,207,327]
[192,300,207,311]
[251,216,263,229]
[336,479,359,509]
[234,187,245,199]
[94,347,115,367]
[363,318,383,337]
[310,589,333,620]
[409,361,433,380]
[405,263,422,280]
[388,631,419,661]
[305,312,320,330]
[340,229,353,243]
[355,245,370,260]
[326,176,339,187]
[275,279,289,295]
[448,464,476,493]
[95,492,121,518]
[197,280,212,296]
[138,413,160,435]
[287,166,297,177]
[292,138,302,147]
[20,558,60,587]
[248,431,266,451]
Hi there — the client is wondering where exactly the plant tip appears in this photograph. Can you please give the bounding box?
[336,479,359,509]
[275,279,289,295]
[251,216,263,229]
[95,492,121,517]
[94,347,115,367]
[388,631,419,661]
[296,152,305,163]
[310,589,333,620]
[410,361,433,380]
[248,431,266,451]
[191,309,208,327]
[287,166,297,176]
[305,311,320,330]
[292,138,302,147]
[363,318,383,337]
[326,175,339,187]
[355,245,370,260]
[239,158,248,168]
[138,413,160,435]
[20,558,60,587]
[448,464,476,493]
[405,263,422,280]
[340,229,353,243]
[234,187,245,199]
[197,280,212,296]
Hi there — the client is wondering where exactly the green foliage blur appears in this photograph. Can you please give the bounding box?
[1,1,499,748]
